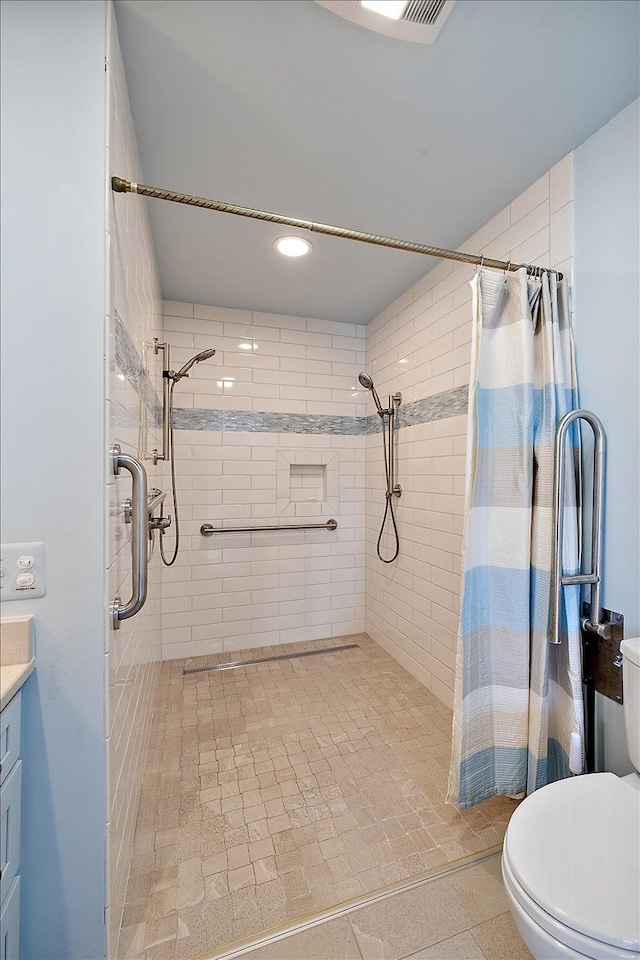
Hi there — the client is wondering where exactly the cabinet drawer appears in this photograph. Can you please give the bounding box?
[0,876,20,960]
[0,693,21,787]
[0,760,21,906]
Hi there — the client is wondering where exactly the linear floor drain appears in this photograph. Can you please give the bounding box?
[183,643,359,674]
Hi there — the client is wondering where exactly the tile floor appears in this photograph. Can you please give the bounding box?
[237,855,533,960]
[118,635,518,959]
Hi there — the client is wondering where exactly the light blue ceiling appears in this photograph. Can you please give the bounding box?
[115,0,639,323]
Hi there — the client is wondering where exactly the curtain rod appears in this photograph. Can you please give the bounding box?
[111,176,562,281]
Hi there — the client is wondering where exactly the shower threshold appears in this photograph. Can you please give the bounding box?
[207,846,504,960]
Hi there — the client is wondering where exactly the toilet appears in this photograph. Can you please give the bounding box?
[502,636,640,960]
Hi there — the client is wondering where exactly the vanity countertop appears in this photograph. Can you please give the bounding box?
[0,615,35,710]
[1,660,35,711]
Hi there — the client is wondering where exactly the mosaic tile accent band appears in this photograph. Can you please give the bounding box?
[174,385,469,436]
[114,309,162,425]
[114,312,468,435]
[395,385,468,430]
[173,408,364,435]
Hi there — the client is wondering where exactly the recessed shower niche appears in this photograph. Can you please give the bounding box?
[276,449,340,516]
[290,463,325,501]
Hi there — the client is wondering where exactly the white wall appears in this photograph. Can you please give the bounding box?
[106,6,164,951]
[365,156,574,708]
[573,98,640,775]
[0,2,108,957]
[161,302,366,659]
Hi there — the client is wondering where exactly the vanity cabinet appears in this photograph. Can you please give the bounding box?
[0,690,22,960]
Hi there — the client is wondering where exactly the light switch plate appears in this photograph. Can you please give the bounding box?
[0,542,46,600]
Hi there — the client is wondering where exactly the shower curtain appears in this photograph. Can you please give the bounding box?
[448,267,584,809]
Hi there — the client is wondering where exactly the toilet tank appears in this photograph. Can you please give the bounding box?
[620,637,640,772]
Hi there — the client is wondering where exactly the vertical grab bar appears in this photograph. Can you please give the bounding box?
[550,409,607,645]
[111,444,148,629]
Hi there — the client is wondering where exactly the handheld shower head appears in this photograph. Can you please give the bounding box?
[173,348,216,380]
[358,371,385,415]
[159,342,217,569]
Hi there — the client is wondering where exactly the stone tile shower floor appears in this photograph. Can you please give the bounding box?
[118,634,517,960]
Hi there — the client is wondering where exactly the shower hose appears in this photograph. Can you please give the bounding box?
[160,378,180,566]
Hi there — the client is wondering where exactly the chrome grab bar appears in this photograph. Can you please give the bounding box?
[121,488,167,523]
[111,445,148,629]
[201,519,338,536]
[146,488,167,515]
[550,409,610,644]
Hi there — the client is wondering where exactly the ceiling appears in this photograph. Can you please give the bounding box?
[114,0,639,324]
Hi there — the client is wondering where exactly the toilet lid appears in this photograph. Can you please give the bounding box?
[504,773,640,952]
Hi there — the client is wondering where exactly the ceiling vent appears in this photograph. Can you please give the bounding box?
[315,0,456,44]
[403,0,448,25]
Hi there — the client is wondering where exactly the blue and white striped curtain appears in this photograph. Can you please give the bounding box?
[448,267,584,809]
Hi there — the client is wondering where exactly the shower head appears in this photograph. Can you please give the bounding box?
[358,371,385,416]
[173,348,216,380]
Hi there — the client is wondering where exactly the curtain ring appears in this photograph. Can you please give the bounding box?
[504,259,511,282]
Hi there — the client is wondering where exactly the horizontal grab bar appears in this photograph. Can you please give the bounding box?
[201,519,338,536]
[561,573,600,586]
[122,488,167,523]
[147,489,167,514]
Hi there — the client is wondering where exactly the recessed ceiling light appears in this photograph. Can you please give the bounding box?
[360,0,408,20]
[274,236,312,258]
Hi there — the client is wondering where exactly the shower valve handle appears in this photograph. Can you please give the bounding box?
[150,515,172,532]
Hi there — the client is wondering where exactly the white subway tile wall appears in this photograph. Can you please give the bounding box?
[365,154,574,708]
[107,11,164,953]
[160,305,367,660]
[110,148,573,950]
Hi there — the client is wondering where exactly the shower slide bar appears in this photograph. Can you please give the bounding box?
[111,177,562,280]
[201,519,338,535]
[550,409,614,645]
